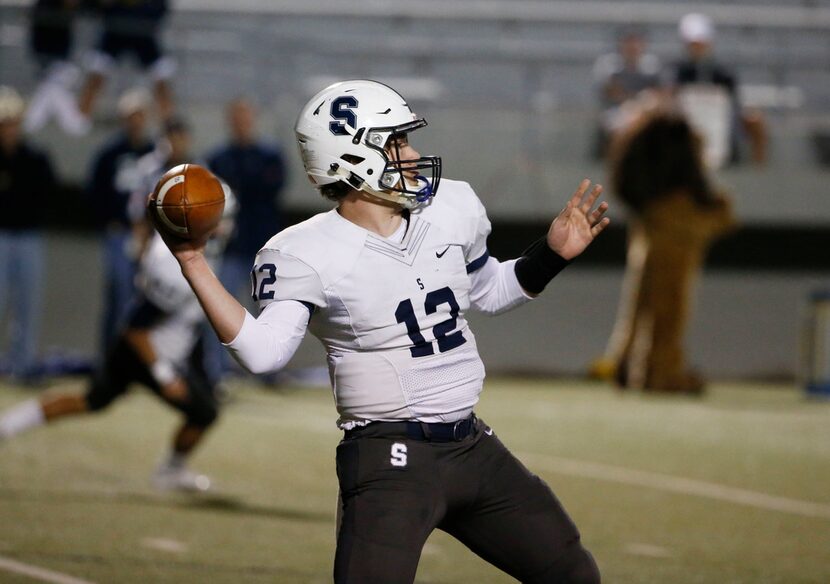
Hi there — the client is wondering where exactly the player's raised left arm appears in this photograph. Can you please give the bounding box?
[514,179,609,297]
[469,179,609,312]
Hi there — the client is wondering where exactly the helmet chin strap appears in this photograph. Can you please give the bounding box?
[328,163,426,209]
[360,183,418,209]
[412,175,434,202]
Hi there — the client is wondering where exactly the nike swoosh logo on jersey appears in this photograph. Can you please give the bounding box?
[484,428,493,436]
[436,246,450,258]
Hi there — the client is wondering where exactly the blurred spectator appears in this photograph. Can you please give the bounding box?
[79,0,175,122]
[592,28,662,158]
[87,88,154,352]
[675,14,734,92]
[673,13,767,166]
[204,98,287,381]
[24,0,90,135]
[0,87,57,384]
[596,105,736,395]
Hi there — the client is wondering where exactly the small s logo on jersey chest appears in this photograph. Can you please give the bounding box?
[390,442,408,467]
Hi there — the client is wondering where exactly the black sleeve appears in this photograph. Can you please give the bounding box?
[513,237,571,295]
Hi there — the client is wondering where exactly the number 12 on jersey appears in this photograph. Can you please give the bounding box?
[250,263,276,302]
[395,286,466,358]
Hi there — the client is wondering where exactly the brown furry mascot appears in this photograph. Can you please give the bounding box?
[601,108,736,394]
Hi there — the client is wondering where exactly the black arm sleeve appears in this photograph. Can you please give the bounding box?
[513,237,570,295]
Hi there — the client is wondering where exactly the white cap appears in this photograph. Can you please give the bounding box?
[117,87,151,118]
[0,86,24,122]
[679,13,714,43]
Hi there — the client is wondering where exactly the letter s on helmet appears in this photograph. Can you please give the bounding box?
[294,79,442,209]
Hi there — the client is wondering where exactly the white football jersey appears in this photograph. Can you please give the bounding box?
[136,234,209,369]
[253,179,492,428]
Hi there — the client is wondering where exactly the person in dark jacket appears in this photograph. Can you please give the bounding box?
[0,87,58,383]
[204,97,287,380]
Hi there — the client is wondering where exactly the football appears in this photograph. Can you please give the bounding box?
[148,163,225,240]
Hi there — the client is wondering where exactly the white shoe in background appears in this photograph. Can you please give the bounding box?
[152,464,212,493]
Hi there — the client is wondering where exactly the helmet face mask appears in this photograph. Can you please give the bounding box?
[295,80,441,208]
[369,122,442,205]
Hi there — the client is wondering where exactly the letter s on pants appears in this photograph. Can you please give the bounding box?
[390,442,408,467]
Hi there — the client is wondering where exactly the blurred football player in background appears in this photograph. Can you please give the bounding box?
[78,0,175,122]
[0,191,236,492]
[152,79,607,583]
[0,86,57,385]
[87,88,154,353]
[204,97,287,382]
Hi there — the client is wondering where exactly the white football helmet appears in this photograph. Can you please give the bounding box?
[295,79,442,208]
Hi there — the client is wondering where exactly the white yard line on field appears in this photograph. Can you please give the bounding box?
[140,537,189,554]
[0,555,95,584]
[624,543,673,558]
[520,452,830,520]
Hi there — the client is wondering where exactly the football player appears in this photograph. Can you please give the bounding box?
[0,191,237,492]
[154,80,608,582]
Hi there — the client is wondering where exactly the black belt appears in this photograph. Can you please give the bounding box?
[344,414,477,443]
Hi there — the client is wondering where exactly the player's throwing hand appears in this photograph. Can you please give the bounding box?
[148,208,210,264]
[547,179,610,261]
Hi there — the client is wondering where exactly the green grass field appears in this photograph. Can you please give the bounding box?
[0,378,828,583]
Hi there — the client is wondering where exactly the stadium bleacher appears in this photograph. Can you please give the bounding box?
[0,0,828,377]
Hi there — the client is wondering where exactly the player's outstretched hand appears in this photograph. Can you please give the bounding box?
[547,179,610,260]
